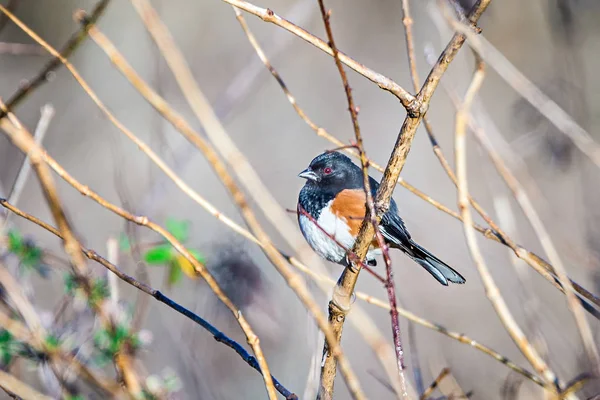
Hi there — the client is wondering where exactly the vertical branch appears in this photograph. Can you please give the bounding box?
[454,56,558,391]
[316,1,409,398]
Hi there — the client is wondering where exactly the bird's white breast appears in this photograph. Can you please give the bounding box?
[299,201,380,264]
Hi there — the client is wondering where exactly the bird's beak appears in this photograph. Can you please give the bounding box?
[298,168,318,181]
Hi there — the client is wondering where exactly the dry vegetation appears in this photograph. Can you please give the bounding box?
[0,0,599,399]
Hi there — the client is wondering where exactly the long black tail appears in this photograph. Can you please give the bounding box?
[404,240,466,286]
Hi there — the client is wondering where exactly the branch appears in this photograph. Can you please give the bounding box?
[453,51,558,391]
[316,1,409,398]
[220,0,417,110]
[0,199,298,400]
[0,369,53,400]
[446,8,600,170]
[0,0,110,120]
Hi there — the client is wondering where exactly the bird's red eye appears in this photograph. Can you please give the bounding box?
[323,167,332,175]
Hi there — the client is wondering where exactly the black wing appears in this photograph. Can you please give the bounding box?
[366,176,412,246]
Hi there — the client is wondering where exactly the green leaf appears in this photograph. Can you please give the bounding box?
[64,274,77,294]
[0,330,12,345]
[168,259,183,286]
[21,245,42,267]
[143,244,173,265]
[7,230,23,252]
[90,278,110,306]
[119,233,131,252]
[44,334,61,351]
[166,218,189,242]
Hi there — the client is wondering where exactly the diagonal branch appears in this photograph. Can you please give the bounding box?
[220,0,417,110]
[0,0,110,120]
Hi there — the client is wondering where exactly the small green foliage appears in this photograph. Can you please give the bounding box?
[0,330,14,365]
[93,324,140,362]
[64,274,109,307]
[89,278,110,306]
[167,259,183,285]
[143,369,182,399]
[166,218,189,242]
[65,395,85,400]
[143,244,173,265]
[118,232,131,252]
[64,273,77,294]
[137,218,204,286]
[7,230,23,252]
[44,334,61,352]
[7,229,44,274]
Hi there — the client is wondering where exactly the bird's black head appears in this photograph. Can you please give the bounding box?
[298,151,361,190]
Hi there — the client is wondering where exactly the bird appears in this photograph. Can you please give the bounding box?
[297,151,465,286]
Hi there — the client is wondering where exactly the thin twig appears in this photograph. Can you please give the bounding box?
[419,368,450,400]
[221,0,416,110]
[453,53,558,391]
[4,104,54,227]
[0,199,298,400]
[446,9,600,170]
[0,0,110,120]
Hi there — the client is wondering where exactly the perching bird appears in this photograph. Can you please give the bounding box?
[297,151,465,286]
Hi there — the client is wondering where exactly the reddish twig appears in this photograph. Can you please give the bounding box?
[316,1,409,397]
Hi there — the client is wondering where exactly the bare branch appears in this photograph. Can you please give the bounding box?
[453,51,558,392]
[220,0,416,109]
[0,0,110,120]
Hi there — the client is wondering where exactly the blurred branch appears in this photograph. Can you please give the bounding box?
[127,1,366,398]
[441,2,600,372]
[0,369,53,400]
[221,0,417,110]
[0,306,121,396]
[411,3,600,320]
[0,110,143,397]
[0,199,299,400]
[453,51,559,392]
[3,104,54,228]
[470,93,600,373]
[444,4,600,170]
[0,42,44,55]
[419,368,450,400]
[0,0,18,34]
[0,0,110,120]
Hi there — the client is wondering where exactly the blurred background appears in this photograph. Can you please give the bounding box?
[1,0,600,399]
